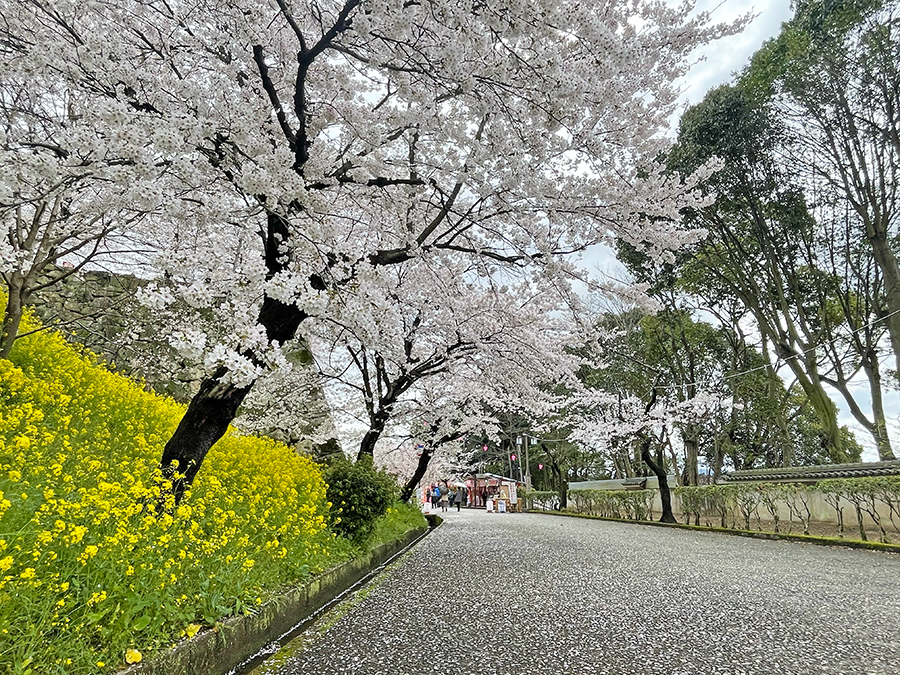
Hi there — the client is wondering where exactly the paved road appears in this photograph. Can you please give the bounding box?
[254,509,900,675]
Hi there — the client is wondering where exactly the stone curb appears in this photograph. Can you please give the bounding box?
[120,525,430,675]
[530,510,900,553]
[423,513,443,528]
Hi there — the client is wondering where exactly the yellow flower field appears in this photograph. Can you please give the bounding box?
[0,310,341,674]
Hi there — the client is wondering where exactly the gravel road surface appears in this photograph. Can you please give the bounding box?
[254,509,900,675]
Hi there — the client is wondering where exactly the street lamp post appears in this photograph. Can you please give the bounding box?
[515,435,522,483]
[524,435,532,490]
[517,434,533,489]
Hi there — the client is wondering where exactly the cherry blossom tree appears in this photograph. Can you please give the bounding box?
[567,383,680,522]
[363,374,556,502]
[4,0,745,494]
[0,41,159,357]
[314,256,576,463]
[378,399,484,502]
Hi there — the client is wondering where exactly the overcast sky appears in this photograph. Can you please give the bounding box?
[680,1,794,109]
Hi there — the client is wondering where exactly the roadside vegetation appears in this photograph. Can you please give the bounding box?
[525,478,900,544]
[0,306,424,674]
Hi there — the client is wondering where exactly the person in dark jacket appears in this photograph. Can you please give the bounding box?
[453,487,465,511]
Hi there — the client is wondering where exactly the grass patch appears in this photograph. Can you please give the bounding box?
[365,502,428,551]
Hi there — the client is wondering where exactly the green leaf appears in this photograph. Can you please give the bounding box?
[132,615,152,631]
[86,608,108,624]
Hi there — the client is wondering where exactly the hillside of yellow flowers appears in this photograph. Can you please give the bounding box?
[0,310,363,674]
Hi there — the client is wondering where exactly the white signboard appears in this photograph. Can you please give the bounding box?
[508,482,518,505]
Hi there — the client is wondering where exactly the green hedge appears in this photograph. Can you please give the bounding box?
[522,489,655,521]
[521,490,559,512]
[675,477,900,542]
[324,460,398,543]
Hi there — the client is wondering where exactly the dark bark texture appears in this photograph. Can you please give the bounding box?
[400,446,435,503]
[160,367,252,502]
[640,436,677,523]
[159,260,310,502]
[357,411,390,463]
[0,280,25,360]
[400,423,458,502]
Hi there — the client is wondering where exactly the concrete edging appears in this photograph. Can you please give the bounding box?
[123,525,430,675]
[423,513,443,528]
[530,510,900,553]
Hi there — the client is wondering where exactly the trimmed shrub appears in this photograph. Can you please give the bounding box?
[567,489,655,520]
[325,460,398,542]
[676,477,900,542]
[521,489,559,511]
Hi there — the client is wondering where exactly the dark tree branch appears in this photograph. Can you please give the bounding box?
[252,45,297,149]
[274,0,308,52]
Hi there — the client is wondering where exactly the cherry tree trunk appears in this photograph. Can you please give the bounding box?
[0,286,24,360]
[0,272,30,360]
[357,410,391,462]
[640,437,677,524]
[160,368,251,502]
[160,289,306,501]
[400,446,435,502]
[551,461,567,510]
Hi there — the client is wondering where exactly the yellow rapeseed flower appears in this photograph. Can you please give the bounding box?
[78,545,99,564]
[0,298,338,673]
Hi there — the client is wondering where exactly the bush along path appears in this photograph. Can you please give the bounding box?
[525,480,900,548]
[0,307,425,674]
[676,481,900,542]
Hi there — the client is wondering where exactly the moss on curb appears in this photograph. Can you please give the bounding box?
[531,510,900,553]
[250,548,410,674]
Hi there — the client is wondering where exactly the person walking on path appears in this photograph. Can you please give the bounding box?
[439,490,450,512]
[453,488,464,512]
[431,485,440,510]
